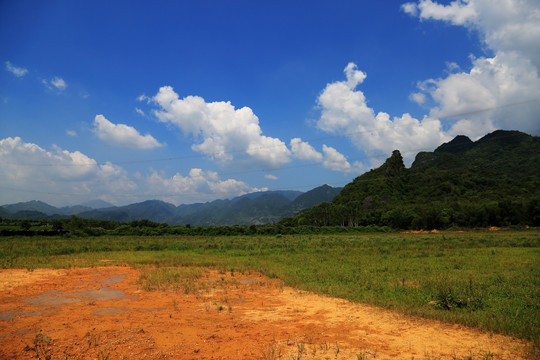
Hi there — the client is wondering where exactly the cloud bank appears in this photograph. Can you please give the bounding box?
[0,137,264,206]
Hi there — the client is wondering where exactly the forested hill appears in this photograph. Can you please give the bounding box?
[286,130,540,229]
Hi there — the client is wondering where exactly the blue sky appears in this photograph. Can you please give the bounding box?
[1,0,539,207]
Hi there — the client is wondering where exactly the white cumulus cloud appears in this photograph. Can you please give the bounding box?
[151,86,291,167]
[402,0,477,26]
[316,63,449,166]
[5,61,28,77]
[409,92,426,105]
[290,138,323,162]
[322,145,352,173]
[93,114,164,149]
[0,137,137,205]
[403,0,540,135]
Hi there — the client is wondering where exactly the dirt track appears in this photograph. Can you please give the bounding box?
[0,266,530,359]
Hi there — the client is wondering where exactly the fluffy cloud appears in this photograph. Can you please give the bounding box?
[93,114,164,149]
[290,138,323,162]
[409,92,426,105]
[290,137,361,173]
[402,0,476,25]
[144,168,266,204]
[322,145,352,172]
[151,86,291,167]
[0,137,136,205]
[5,61,28,77]
[0,136,266,206]
[403,0,540,135]
[316,63,449,165]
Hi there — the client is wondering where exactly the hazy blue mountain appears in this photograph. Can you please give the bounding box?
[78,200,177,223]
[80,199,115,209]
[232,190,303,202]
[71,186,340,225]
[58,205,93,215]
[1,185,343,225]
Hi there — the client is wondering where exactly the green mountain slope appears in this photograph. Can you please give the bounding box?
[290,130,540,229]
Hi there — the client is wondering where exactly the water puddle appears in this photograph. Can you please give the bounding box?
[92,307,165,316]
[72,288,134,301]
[0,270,136,322]
[23,290,80,306]
[92,307,129,316]
[14,274,135,314]
[101,274,126,286]
[0,308,55,320]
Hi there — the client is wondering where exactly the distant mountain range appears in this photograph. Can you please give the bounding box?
[0,185,342,225]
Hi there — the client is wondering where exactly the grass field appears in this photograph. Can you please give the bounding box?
[1,229,538,346]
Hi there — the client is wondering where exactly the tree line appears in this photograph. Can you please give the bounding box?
[0,215,392,237]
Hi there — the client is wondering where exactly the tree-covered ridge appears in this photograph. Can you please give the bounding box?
[289,130,540,229]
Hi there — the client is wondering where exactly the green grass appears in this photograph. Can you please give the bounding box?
[1,230,538,346]
[137,266,204,293]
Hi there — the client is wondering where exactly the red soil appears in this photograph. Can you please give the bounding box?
[0,266,530,359]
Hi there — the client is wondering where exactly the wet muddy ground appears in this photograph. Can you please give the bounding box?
[0,266,530,359]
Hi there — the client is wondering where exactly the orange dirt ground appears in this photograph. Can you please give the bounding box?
[0,266,531,359]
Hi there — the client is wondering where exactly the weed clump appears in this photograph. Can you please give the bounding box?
[138,267,204,293]
[432,279,484,311]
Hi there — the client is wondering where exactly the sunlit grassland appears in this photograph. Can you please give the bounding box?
[0,230,538,345]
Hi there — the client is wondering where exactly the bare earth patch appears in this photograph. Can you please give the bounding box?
[0,266,530,359]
